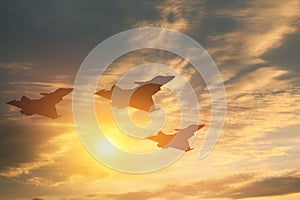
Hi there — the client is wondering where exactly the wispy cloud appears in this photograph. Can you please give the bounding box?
[0,62,34,71]
[63,171,300,200]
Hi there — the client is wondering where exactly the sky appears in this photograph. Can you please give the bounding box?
[1,0,300,199]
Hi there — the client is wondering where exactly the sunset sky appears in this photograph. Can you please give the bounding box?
[1,1,300,199]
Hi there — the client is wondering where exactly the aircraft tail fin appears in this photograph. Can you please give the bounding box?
[21,96,30,101]
[6,99,23,109]
[40,92,50,96]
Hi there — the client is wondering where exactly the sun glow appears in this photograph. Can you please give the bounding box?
[96,140,117,156]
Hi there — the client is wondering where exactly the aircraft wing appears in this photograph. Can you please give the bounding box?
[129,84,161,112]
[35,106,59,119]
[134,76,175,85]
[178,130,196,138]
[148,132,175,148]
[167,138,191,152]
[95,89,112,100]
[137,83,162,95]
[40,88,73,104]
[174,124,205,138]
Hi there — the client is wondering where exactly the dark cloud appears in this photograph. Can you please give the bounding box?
[204,0,248,11]
[0,0,159,73]
[32,198,44,200]
[263,32,300,75]
[0,176,52,199]
[201,16,242,35]
[229,172,300,198]
[223,63,270,86]
[0,120,69,172]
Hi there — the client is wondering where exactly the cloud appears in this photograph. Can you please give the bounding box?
[134,0,204,33]
[0,62,34,72]
[203,64,300,167]
[228,173,300,199]
[203,0,300,81]
[0,127,110,186]
[66,171,300,200]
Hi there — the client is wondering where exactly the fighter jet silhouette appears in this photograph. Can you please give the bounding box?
[147,124,205,152]
[6,88,73,119]
[95,75,175,112]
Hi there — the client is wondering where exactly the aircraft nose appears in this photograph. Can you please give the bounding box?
[63,88,73,94]
[197,124,205,130]
[6,100,15,105]
[165,76,175,81]
[159,75,175,84]
[56,88,73,96]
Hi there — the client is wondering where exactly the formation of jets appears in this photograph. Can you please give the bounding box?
[6,76,204,152]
